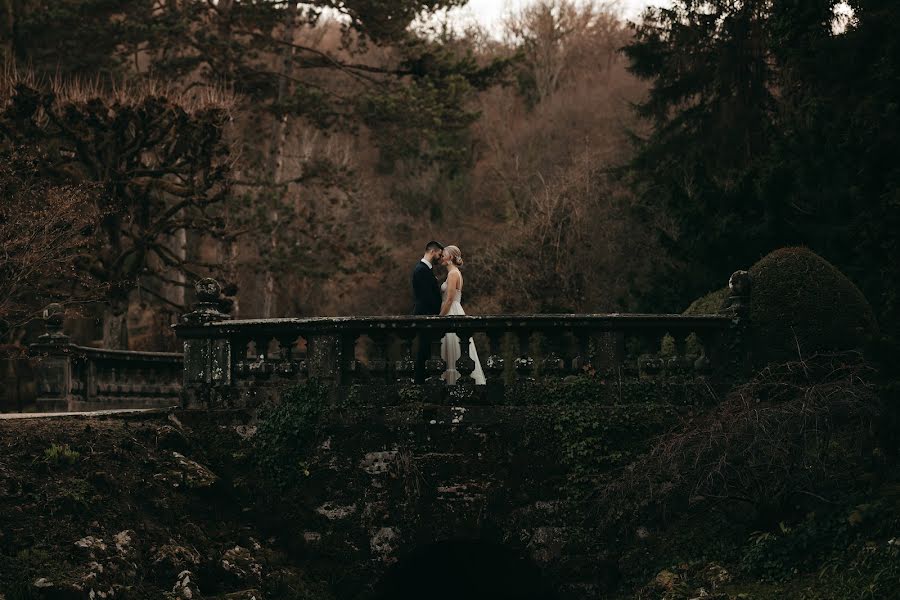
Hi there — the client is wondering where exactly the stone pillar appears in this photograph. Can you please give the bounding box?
[722,270,753,379]
[28,303,75,412]
[180,278,231,409]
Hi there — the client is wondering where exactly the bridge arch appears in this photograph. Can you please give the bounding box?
[370,539,560,600]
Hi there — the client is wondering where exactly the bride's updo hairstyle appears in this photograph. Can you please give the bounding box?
[444,245,464,267]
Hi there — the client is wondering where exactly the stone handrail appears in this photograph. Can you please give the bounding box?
[174,272,751,408]
[28,304,182,412]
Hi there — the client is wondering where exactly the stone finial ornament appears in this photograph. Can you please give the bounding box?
[38,303,70,342]
[724,270,751,316]
[195,277,222,304]
[181,278,230,325]
[728,270,751,297]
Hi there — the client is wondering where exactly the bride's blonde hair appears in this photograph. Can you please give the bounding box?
[444,245,464,267]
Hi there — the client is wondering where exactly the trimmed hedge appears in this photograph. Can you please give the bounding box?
[683,287,729,316]
[748,247,877,363]
[682,247,878,365]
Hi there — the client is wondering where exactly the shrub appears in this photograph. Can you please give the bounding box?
[683,287,729,315]
[597,353,881,527]
[748,247,877,364]
[681,248,878,365]
[43,443,80,465]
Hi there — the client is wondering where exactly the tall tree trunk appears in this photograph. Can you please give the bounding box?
[262,0,299,319]
[103,301,129,350]
[214,0,242,317]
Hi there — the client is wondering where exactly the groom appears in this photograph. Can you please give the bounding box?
[411,241,443,382]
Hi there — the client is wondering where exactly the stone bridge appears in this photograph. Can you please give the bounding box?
[27,271,753,599]
[174,271,750,598]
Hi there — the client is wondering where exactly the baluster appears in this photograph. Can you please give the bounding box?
[638,331,664,379]
[666,331,691,377]
[514,328,535,382]
[447,330,477,403]
[424,331,447,385]
[395,331,416,384]
[368,332,390,384]
[276,334,299,378]
[485,329,506,404]
[693,329,716,376]
[620,332,640,379]
[455,331,477,385]
[572,329,593,376]
[541,329,565,379]
[234,336,252,379]
[341,332,361,385]
[249,336,273,378]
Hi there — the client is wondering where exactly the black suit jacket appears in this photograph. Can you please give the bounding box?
[412,261,441,315]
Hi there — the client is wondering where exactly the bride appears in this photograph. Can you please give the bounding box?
[439,245,486,385]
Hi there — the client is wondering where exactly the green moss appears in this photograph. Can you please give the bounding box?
[683,287,729,315]
[748,247,878,364]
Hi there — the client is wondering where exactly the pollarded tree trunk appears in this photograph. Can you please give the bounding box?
[102,303,129,350]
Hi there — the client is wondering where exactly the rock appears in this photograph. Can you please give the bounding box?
[175,452,218,489]
[369,527,399,563]
[702,563,731,588]
[652,569,678,591]
[152,542,202,578]
[156,426,190,452]
[315,502,356,520]
[33,578,53,588]
[170,570,200,599]
[220,545,262,586]
[233,425,257,440]
[74,536,108,558]
[113,530,135,556]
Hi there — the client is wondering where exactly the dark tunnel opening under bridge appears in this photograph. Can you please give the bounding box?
[369,540,563,600]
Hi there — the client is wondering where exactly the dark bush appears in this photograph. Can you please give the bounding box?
[748,247,877,364]
[682,248,878,365]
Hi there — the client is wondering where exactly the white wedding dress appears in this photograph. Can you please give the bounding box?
[440,281,487,385]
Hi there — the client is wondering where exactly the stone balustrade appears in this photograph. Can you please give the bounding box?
[174,272,751,408]
[28,304,182,412]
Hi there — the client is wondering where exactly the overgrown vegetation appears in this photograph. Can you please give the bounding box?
[599,353,881,527]
[254,382,329,489]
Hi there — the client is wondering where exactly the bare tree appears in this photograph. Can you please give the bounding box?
[0,148,104,349]
[503,0,628,104]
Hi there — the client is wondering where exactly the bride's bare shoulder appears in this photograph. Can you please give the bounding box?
[448,268,463,289]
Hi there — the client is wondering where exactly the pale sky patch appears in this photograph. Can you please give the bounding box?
[447,0,671,36]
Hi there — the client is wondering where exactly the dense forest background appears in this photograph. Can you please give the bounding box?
[0,0,897,352]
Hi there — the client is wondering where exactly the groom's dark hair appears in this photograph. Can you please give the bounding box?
[425,240,444,252]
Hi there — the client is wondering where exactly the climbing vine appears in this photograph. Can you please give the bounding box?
[254,382,329,489]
